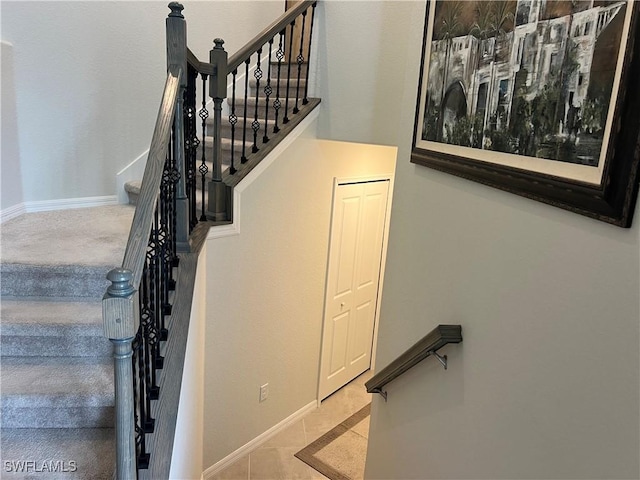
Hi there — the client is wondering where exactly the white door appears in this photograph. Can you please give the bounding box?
[319,180,390,400]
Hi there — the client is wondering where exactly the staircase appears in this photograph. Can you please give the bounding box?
[124,62,317,207]
[0,205,135,479]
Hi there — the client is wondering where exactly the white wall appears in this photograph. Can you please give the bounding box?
[202,117,396,468]
[1,41,24,213]
[0,0,282,204]
[310,2,640,478]
[169,250,207,480]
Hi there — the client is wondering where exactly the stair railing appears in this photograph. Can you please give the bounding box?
[365,325,463,401]
[103,3,320,478]
[185,0,318,220]
[103,4,194,479]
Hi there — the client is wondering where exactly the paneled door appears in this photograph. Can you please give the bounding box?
[319,180,390,400]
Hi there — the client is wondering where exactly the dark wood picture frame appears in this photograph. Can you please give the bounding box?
[411,0,640,227]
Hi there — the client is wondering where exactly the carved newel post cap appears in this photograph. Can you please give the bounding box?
[213,38,225,50]
[106,268,135,297]
[168,2,184,18]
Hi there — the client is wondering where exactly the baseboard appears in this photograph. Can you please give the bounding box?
[1,196,119,223]
[0,203,26,223]
[201,400,318,479]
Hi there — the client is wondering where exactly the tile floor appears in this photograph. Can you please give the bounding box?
[212,370,373,480]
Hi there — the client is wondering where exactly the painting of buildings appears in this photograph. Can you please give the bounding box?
[422,0,627,166]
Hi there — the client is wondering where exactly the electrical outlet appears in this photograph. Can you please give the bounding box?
[259,383,269,402]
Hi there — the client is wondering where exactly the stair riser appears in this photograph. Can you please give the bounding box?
[1,266,109,298]
[267,62,308,79]
[198,142,242,159]
[229,101,306,122]
[209,117,287,140]
[1,335,112,357]
[1,406,114,429]
[248,79,308,99]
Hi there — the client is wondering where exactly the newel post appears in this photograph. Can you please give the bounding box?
[103,268,139,480]
[206,38,230,221]
[167,2,190,251]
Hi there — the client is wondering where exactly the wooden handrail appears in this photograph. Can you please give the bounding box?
[185,2,314,76]
[187,47,215,76]
[365,325,462,400]
[227,0,314,73]
[121,65,182,288]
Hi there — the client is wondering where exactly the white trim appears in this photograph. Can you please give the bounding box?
[201,400,317,479]
[116,149,150,204]
[206,222,240,239]
[1,195,119,223]
[0,203,26,223]
[206,108,319,242]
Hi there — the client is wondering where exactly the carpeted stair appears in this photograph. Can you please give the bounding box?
[0,205,135,479]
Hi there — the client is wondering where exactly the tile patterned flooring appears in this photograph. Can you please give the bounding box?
[212,370,373,480]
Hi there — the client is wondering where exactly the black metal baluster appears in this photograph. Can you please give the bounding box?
[199,74,209,221]
[303,3,317,105]
[252,49,263,153]
[168,125,180,276]
[136,267,152,468]
[185,65,198,231]
[283,19,296,124]
[169,133,180,280]
[273,31,285,134]
[293,10,307,114]
[229,69,238,174]
[149,208,163,401]
[241,58,250,164]
[263,38,274,143]
[132,325,148,469]
[159,156,172,333]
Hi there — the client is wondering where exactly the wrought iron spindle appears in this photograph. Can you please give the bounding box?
[184,65,199,231]
[293,10,307,114]
[263,38,274,143]
[132,330,148,469]
[168,128,179,278]
[198,74,209,221]
[159,156,174,334]
[158,159,169,340]
[229,69,238,174]
[303,3,317,105]
[136,266,153,468]
[252,48,263,153]
[149,209,163,400]
[283,19,296,124]
[273,31,285,134]
[241,58,250,164]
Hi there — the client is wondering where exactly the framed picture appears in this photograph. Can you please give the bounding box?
[411,0,640,227]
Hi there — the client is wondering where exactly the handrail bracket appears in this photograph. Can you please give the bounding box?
[430,350,448,370]
[372,388,388,402]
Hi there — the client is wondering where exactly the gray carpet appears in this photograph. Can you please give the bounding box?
[0,205,132,478]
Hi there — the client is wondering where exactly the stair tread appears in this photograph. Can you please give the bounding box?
[0,205,134,268]
[1,357,113,406]
[0,427,114,479]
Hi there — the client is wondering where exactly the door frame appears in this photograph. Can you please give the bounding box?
[316,173,395,403]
